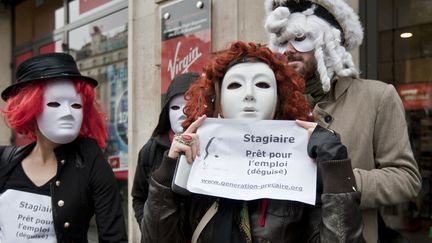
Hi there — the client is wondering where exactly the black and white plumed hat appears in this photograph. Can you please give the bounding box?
[265,0,363,51]
[264,0,364,92]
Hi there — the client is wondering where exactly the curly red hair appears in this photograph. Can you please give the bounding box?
[183,41,313,128]
[2,79,108,148]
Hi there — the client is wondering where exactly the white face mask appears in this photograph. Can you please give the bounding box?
[36,79,83,144]
[169,94,187,134]
[221,62,277,120]
[289,35,315,53]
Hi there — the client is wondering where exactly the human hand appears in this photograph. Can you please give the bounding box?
[168,115,207,163]
[295,119,317,138]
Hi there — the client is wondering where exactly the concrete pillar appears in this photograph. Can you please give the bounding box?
[128,0,160,241]
[0,4,12,145]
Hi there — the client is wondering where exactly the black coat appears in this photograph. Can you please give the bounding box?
[0,138,127,243]
[131,72,198,226]
[131,134,170,225]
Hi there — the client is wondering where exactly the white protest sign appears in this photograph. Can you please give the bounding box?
[0,189,56,242]
[185,118,317,205]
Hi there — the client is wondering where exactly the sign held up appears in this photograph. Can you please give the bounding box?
[173,118,317,205]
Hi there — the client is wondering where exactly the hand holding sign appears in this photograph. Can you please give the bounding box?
[295,119,317,138]
[173,118,318,205]
[168,115,207,163]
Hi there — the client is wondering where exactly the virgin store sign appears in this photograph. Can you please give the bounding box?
[160,0,211,94]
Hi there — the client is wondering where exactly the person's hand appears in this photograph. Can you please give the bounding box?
[295,120,318,138]
[296,119,348,162]
[168,115,206,163]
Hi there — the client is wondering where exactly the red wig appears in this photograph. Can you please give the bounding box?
[2,79,108,149]
[183,41,313,128]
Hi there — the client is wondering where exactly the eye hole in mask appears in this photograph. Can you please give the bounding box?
[276,32,315,53]
[290,34,315,53]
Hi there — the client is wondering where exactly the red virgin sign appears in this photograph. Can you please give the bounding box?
[160,0,211,94]
[397,83,432,110]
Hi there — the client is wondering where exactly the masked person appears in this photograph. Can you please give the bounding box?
[131,72,199,226]
[264,1,421,242]
[0,53,127,243]
[142,41,364,243]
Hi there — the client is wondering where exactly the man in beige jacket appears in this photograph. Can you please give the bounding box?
[264,0,421,242]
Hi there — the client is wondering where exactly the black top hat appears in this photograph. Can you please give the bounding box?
[1,53,98,101]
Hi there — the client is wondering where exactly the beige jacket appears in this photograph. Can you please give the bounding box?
[313,76,421,242]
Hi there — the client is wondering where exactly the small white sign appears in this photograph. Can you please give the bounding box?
[179,118,317,205]
[0,190,56,242]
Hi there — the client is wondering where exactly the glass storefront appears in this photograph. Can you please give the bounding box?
[68,9,129,235]
[68,8,129,179]
[369,0,432,241]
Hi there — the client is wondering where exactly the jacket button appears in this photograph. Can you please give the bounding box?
[55,180,61,187]
[60,159,66,165]
[324,115,332,123]
[57,200,65,207]
[64,222,70,228]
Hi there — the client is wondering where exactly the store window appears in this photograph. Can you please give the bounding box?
[68,0,124,22]
[68,9,128,182]
[375,0,432,240]
[67,9,129,235]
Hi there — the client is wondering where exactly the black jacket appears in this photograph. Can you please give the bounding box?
[131,72,199,225]
[0,138,127,243]
[131,134,170,224]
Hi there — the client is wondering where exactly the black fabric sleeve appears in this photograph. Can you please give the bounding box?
[86,140,128,243]
[308,125,357,193]
[131,141,153,225]
[319,159,357,193]
[307,125,348,162]
[152,151,178,187]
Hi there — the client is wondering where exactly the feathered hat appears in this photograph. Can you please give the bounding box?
[264,0,364,92]
[265,0,363,51]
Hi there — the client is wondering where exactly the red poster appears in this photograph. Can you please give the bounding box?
[80,0,111,14]
[397,83,432,110]
[160,0,211,94]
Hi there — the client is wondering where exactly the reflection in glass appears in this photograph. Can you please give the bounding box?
[378,0,432,236]
[69,9,128,175]
[68,0,125,23]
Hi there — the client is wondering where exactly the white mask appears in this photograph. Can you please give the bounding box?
[289,35,315,53]
[36,79,83,144]
[221,62,277,120]
[168,94,187,134]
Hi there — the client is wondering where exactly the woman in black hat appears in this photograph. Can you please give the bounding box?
[0,53,127,242]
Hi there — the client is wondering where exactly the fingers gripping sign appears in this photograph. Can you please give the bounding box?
[296,119,348,163]
[168,115,207,163]
[295,119,318,138]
